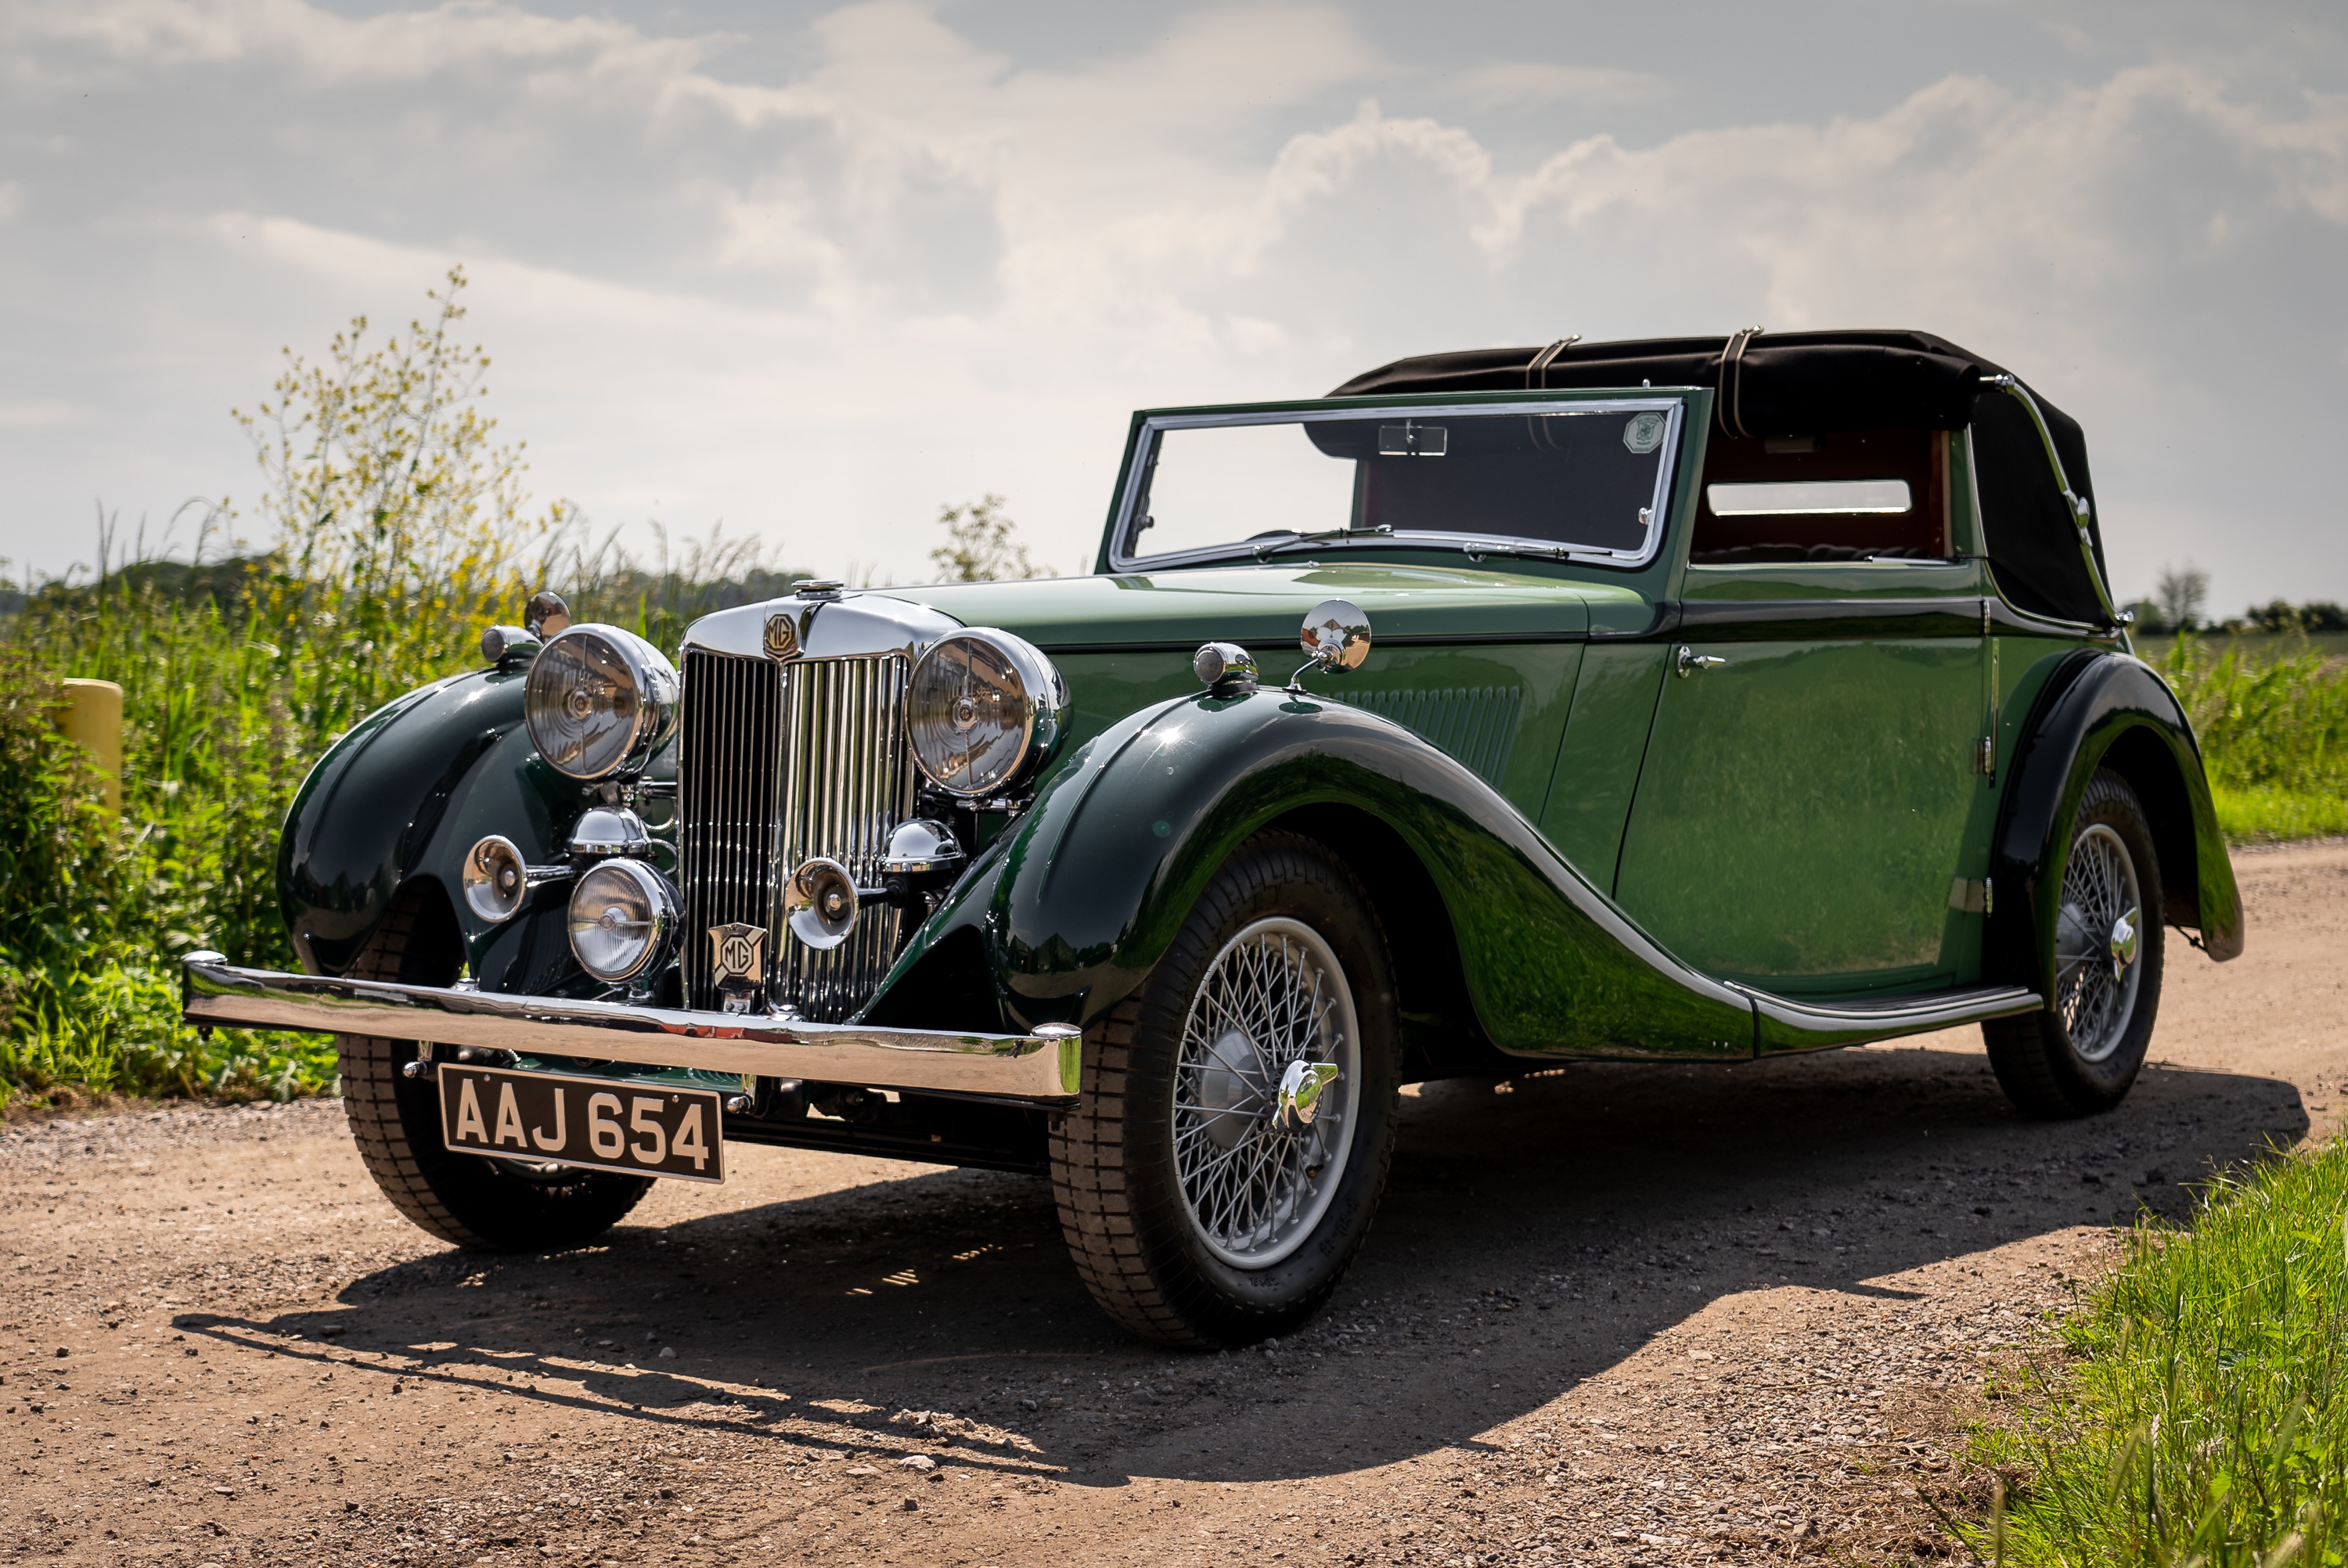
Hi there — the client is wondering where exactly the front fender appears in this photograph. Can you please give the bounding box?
[869,689,1755,1059]
[1990,650,2244,994]
[276,669,597,979]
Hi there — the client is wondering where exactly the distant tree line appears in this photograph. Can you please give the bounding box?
[2128,563,2346,636]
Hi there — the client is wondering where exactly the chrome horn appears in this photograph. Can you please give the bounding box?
[783,857,861,951]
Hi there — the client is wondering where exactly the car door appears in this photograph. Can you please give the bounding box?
[1611,561,1990,994]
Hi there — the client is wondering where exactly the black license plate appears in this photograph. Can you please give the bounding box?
[436,1065,725,1183]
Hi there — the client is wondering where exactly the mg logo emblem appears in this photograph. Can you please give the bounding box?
[708,923,767,989]
[762,614,800,661]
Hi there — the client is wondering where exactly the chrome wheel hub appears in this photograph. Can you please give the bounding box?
[2053,822,2143,1064]
[1171,917,1359,1270]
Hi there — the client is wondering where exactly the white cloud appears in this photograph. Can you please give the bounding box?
[4,2,2347,608]
[1453,60,1663,109]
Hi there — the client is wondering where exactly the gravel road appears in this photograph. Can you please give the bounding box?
[6,841,2344,1568]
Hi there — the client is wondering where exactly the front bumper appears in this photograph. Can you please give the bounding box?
[180,952,1081,1105]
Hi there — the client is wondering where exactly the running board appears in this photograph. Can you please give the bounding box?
[1737,983,2043,1055]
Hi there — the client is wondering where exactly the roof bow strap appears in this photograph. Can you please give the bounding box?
[1524,336,1580,388]
[1981,374,2127,630]
[1524,336,1581,450]
[1716,326,1764,438]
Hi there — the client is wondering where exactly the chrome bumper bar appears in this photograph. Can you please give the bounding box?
[180,952,1080,1105]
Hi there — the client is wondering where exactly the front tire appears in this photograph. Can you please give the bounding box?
[339,893,653,1251]
[1050,832,1401,1347]
[1983,768,2164,1118]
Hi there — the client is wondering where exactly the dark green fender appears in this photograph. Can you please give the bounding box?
[276,669,610,985]
[866,687,1756,1060]
[1987,650,2245,995]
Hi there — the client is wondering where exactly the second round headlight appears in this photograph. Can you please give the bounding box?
[907,629,1069,798]
[567,859,677,983]
[524,624,679,782]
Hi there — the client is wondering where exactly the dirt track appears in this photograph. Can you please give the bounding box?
[5,841,2346,1568]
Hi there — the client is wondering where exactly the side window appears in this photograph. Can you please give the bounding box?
[1690,428,1950,563]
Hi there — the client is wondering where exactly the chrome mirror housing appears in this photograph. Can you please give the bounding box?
[1287,599,1372,691]
[1299,599,1372,673]
[526,590,572,639]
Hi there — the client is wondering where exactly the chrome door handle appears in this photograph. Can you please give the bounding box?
[1675,645,1728,678]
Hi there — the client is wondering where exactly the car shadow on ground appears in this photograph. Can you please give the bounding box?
[185,1038,2306,1487]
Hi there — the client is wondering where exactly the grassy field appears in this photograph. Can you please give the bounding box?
[1964,1138,2348,1566]
[2148,632,2348,842]
[0,274,806,1114]
[2141,629,2348,667]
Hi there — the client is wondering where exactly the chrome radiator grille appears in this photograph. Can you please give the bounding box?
[679,649,916,1020]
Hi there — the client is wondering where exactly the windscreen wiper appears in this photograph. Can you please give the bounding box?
[1251,525,1392,559]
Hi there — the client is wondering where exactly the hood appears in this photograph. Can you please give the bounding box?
[873,563,1646,649]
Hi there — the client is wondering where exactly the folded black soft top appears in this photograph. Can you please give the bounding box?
[1330,329,2008,435]
[1330,329,2111,626]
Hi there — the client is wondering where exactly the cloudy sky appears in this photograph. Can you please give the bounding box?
[5,1,2346,609]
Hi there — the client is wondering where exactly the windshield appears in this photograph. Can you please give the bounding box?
[1116,401,1680,566]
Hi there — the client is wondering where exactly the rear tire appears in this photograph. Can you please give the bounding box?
[1983,768,2164,1119]
[1050,832,1400,1348]
[338,892,653,1251]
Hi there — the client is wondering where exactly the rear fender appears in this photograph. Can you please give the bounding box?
[1988,650,2244,997]
[866,688,1754,1059]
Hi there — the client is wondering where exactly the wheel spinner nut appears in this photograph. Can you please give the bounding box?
[1273,1059,1341,1132]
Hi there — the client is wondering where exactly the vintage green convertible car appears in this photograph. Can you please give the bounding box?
[183,329,2242,1347]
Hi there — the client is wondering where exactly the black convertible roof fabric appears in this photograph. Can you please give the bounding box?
[1329,329,2110,624]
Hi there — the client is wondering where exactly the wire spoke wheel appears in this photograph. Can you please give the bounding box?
[2053,822,2143,1064]
[1171,916,1360,1270]
[1050,831,1397,1345]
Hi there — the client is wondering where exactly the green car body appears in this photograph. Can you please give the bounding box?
[264,384,2237,1084]
[201,329,2238,1339]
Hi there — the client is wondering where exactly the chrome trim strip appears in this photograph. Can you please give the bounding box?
[1105,395,1686,575]
[682,592,963,664]
[1979,375,2126,629]
[182,955,1080,1103]
[1741,981,2043,1053]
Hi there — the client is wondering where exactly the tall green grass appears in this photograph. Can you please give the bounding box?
[1966,1139,2348,1566]
[2154,634,2348,841]
[0,271,804,1112]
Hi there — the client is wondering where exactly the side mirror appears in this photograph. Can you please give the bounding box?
[1289,599,1372,691]
[526,590,572,639]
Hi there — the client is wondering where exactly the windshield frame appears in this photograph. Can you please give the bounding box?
[1104,390,1690,574]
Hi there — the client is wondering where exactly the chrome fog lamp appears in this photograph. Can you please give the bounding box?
[567,859,677,983]
[907,628,1069,798]
[524,624,679,782]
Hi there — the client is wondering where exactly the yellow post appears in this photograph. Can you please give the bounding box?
[59,678,124,815]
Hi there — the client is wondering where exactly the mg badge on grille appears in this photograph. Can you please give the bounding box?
[762,614,800,661]
[708,922,767,1012]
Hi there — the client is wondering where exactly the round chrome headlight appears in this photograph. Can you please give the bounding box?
[567,859,677,983]
[524,624,679,782]
[907,628,1069,798]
